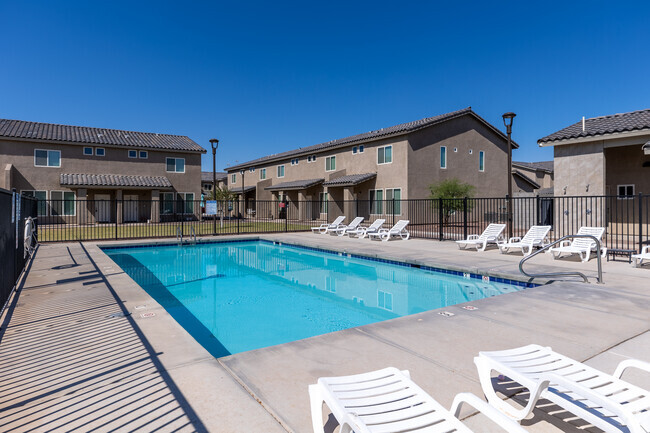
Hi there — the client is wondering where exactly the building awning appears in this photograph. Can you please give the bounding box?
[323,173,376,187]
[60,173,173,189]
[265,179,324,191]
[229,185,256,194]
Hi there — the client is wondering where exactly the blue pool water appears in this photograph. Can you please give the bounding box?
[104,240,529,357]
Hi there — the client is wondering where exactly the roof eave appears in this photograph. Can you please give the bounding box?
[0,135,206,153]
[538,128,650,147]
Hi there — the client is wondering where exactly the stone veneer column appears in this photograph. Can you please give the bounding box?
[150,190,160,223]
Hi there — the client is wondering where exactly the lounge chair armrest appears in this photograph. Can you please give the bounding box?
[558,240,571,248]
[540,372,636,427]
[613,358,650,379]
[341,413,372,433]
[641,245,650,254]
[450,392,527,433]
[508,237,521,243]
[467,234,479,240]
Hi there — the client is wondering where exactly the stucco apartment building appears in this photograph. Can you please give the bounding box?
[201,171,227,197]
[225,107,517,220]
[0,119,205,224]
[511,161,554,195]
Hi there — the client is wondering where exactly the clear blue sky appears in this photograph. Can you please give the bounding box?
[2,1,649,171]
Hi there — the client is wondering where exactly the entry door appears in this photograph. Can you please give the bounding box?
[94,194,111,223]
[124,195,138,222]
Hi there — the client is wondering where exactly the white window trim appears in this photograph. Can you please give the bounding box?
[359,145,364,153]
[377,145,393,165]
[440,146,447,169]
[325,156,336,172]
[617,184,635,199]
[179,192,195,214]
[83,147,93,156]
[231,174,237,183]
[128,150,138,158]
[249,167,255,172]
[34,149,61,168]
[352,146,358,154]
[385,188,402,216]
[139,150,148,159]
[259,168,267,180]
[22,190,48,216]
[277,165,285,178]
[308,154,316,163]
[479,151,485,172]
[369,189,384,215]
[166,157,186,173]
[95,147,105,157]
[50,190,77,216]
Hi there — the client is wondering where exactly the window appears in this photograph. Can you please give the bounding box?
[95,148,105,156]
[83,147,93,155]
[34,149,61,167]
[139,151,148,159]
[440,146,447,169]
[377,290,393,311]
[260,168,267,180]
[203,183,212,191]
[160,192,175,214]
[249,167,255,172]
[231,174,237,183]
[618,184,635,199]
[377,145,392,165]
[319,192,328,214]
[50,191,76,216]
[178,192,195,213]
[291,158,299,166]
[369,189,383,214]
[22,190,47,216]
[386,188,401,215]
[359,145,364,153]
[166,157,185,173]
[352,146,357,154]
[128,150,137,158]
[479,151,485,172]
[325,156,336,171]
[277,165,285,178]
[308,155,316,163]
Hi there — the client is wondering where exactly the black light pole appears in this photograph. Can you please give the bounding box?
[240,169,245,217]
[502,112,516,240]
[209,138,219,234]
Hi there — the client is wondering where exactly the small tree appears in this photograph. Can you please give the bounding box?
[428,178,475,225]
[210,186,237,202]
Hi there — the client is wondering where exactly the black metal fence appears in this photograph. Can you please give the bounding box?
[1,189,37,313]
[34,194,650,253]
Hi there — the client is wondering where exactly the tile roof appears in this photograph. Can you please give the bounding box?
[512,161,553,173]
[512,170,541,189]
[60,173,173,188]
[538,109,650,144]
[322,173,377,186]
[228,185,256,193]
[201,171,227,182]
[264,179,324,191]
[0,118,205,153]
[227,108,516,171]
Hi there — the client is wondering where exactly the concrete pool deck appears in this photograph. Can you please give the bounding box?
[1,234,649,432]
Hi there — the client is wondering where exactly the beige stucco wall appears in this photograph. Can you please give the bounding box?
[553,141,605,196]
[514,165,554,190]
[604,140,650,195]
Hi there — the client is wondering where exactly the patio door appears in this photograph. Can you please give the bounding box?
[94,194,111,223]
[124,195,138,222]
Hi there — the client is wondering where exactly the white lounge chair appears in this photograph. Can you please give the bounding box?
[548,226,607,262]
[333,217,364,237]
[347,219,385,239]
[309,367,528,433]
[367,220,410,241]
[475,344,650,432]
[632,246,650,267]
[456,223,506,251]
[497,225,551,256]
[311,216,345,234]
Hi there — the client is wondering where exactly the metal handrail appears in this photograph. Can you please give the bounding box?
[176,226,182,244]
[190,227,197,244]
[519,234,604,284]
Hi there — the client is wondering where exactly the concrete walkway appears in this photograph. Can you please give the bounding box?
[1,234,648,432]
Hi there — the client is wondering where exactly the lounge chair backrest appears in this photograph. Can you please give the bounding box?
[329,216,345,226]
[368,219,385,230]
[571,226,605,249]
[348,217,364,228]
[479,224,506,240]
[389,220,409,232]
[520,225,551,244]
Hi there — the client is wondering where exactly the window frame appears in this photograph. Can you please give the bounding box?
[325,156,336,172]
[166,157,185,173]
[95,147,105,157]
[83,147,93,156]
[249,167,255,172]
[308,155,316,163]
[377,145,393,165]
[359,145,364,153]
[231,174,237,184]
[377,290,393,311]
[22,190,48,216]
[160,192,176,214]
[290,158,299,166]
[385,188,402,215]
[34,149,61,168]
[479,151,485,172]
[352,146,358,154]
[277,165,285,178]
[128,150,138,158]
[440,146,447,169]
[260,168,267,180]
[139,150,148,159]
[50,190,77,216]
[178,192,195,214]
[369,189,384,215]
[617,184,635,199]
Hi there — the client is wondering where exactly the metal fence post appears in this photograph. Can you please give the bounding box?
[438,197,443,241]
[463,197,468,240]
[285,199,288,232]
[639,192,644,254]
[392,197,396,226]
[114,199,118,240]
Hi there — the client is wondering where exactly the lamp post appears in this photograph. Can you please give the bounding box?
[209,138,219,233]
[502,112,516,240]
[240,169,245,218]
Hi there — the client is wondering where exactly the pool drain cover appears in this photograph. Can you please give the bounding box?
[107,312,131,318]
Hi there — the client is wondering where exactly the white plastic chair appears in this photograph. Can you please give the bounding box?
[309,367,528,433]
[311,216,345,234]
[475,344,650,432]
[347,219,385,238]
[548,226,607,262]
[367,220,410,242]
[456,223,506,251]
[497,225,551,256]
[334,217,364,237]
[632,246,650,267]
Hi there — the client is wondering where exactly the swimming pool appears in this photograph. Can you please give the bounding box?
[103,240,532,357]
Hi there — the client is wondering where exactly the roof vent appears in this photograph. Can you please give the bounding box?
[582,116,586,132]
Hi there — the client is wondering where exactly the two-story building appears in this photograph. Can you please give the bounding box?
[0,118,205,224]
[512,161,554,195]
[201,171,227,197]
[226,107,517,219]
